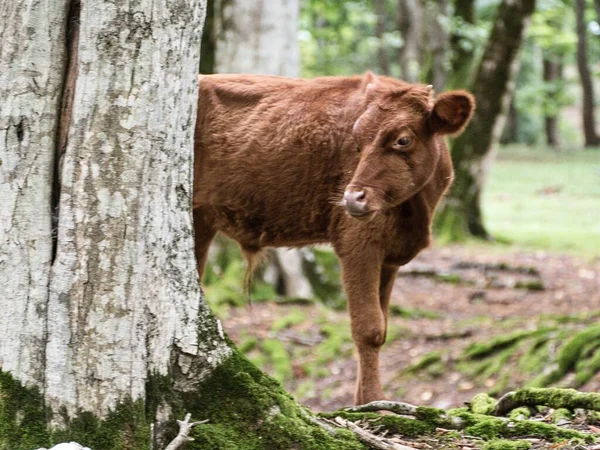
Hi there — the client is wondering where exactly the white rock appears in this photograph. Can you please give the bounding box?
[35,442,92,450]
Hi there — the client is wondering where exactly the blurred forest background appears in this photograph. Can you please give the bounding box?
[199,0,600,411]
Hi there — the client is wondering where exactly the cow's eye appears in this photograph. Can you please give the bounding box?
[395,136,412,148]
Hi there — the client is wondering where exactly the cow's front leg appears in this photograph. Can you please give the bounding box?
[340,253,386,405]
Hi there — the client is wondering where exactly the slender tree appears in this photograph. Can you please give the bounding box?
[376,0,391,75]
[397,0,423,82]
[448,0,477,88]
[423,0,450,91]
[543,57,564,147]
[436,0,537,240]
[0,0,360,448]
[575,0,600,147]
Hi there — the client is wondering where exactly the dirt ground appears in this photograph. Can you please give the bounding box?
[219,245,600,414]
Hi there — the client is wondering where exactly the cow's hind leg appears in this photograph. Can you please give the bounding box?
[379,264,399,342]
[193,208,217,281]
[340,253,386,405]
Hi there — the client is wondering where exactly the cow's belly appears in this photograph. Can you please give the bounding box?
[204,204,330,250]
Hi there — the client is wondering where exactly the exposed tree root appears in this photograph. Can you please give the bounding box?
[321,389,600,448]
[494,388,600,416]
[344,401,464,428]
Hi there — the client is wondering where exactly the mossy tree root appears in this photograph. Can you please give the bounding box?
[494,388,600,416]
[323,392,597,445]
[344,401,464,428]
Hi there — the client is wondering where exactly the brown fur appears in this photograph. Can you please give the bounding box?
[193,72,475,405]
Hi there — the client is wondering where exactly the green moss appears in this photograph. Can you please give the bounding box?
[557,325,600,374]
[507,407,531,421]
[261,339,293,382]
[463,329,551,360]
[470,393,497,415]
[454,412,593,442]
[405,351,442,374]
[319,411,436,438]
[551,408,571,424]
[185,349,366,450]
[514,280,544,291]
[272,309,307,332]
[388,305,442,319]
[0,370,153,450]
[482,439,531,450]
[500,388,600,412]
[0,371,50,450]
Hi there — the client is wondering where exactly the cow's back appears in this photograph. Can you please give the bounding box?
[194,74,364,249]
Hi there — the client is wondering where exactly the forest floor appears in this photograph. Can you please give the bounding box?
[220,245,600,414]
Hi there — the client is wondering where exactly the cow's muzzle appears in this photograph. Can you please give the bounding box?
[343,188,375,220]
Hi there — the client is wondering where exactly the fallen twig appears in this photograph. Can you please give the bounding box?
[334,416,418,450]
[164,413,208,450]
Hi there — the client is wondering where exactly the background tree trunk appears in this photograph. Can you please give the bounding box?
[200,0,216,74]
[376,0,390,75]
[543,57,563,148]
[435,0,537,241]
[575,0,600,147]
[448,0,476,88]
[397,0,423,82]
[423,0,450,92]
[214,0,299,77]
[212,0,313,300]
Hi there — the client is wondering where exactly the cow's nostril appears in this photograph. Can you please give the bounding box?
[355,191,366,202]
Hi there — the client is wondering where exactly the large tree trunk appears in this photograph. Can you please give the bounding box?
[435,0,537,241]
[397,0,423,82]
[0,0,223,420]
[543,57,563,148]
[575,0,600,147]
[1,1,362,448]
[212,0,313,300]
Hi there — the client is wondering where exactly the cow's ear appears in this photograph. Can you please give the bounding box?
[361,71,380,94]
[429,90,475,136]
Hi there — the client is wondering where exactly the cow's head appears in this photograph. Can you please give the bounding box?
[343,72,474,220]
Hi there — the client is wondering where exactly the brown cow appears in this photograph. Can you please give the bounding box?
[193,72,474,405]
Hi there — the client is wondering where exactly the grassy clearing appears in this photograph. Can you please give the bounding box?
[482,145,600,255]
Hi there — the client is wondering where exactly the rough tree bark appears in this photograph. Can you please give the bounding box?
[397,0,423,82]
[575,0,600,147]
[212,0,314,300]
[435,0,537,241]
[1,0,358,448]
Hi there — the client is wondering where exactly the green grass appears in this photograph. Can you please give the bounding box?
[482,146,600,255]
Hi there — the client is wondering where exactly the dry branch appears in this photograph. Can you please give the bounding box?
[334,417,418,450]
[163,413,208,450]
